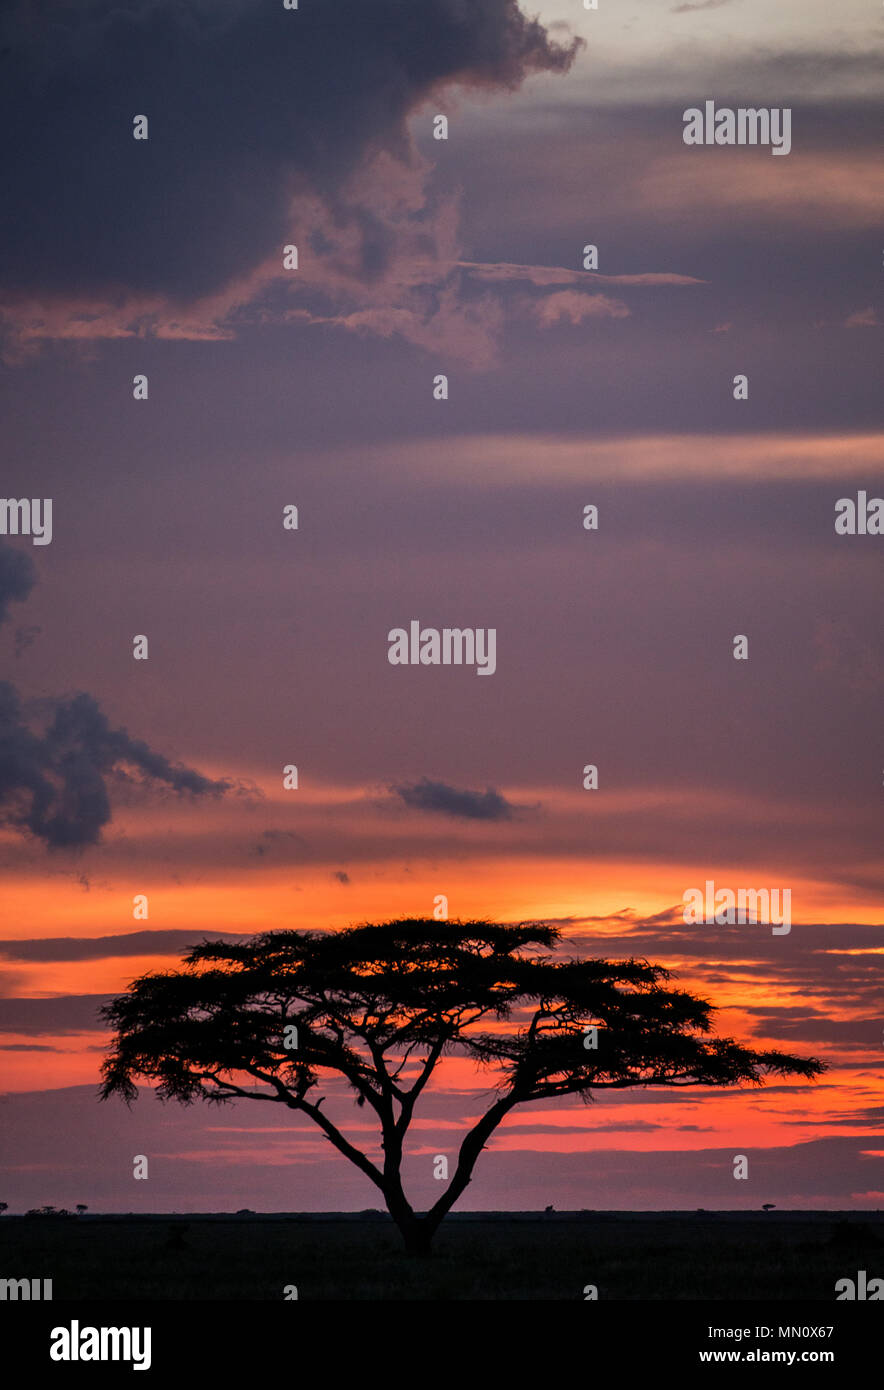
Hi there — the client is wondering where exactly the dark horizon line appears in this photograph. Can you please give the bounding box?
[8,1209,882,1221]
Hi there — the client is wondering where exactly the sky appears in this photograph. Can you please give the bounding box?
[0,0,882,1214]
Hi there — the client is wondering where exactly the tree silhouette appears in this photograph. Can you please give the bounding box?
[99,919,824,1254]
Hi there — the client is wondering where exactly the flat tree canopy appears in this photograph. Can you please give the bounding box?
[100,919,824,1252]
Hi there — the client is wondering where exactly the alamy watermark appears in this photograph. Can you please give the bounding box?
[683,880,791,935]
[683,102,791,156]
[835,1270,883,1300]
[835,491,883,535]
[0,498,52,545]
[50,1321,151,1370]
[1,1276,52,1300]
[387,621,496,676]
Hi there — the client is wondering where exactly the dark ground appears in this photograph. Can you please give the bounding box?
[1,1211,881,1300]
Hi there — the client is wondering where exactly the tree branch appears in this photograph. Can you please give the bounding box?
[243,1065,387,1192]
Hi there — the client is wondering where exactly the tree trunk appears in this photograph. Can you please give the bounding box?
[399,1217,434,1256]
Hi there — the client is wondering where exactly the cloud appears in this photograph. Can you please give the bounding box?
[391,777,518,821]
[0,7,700,369]
[531,290,630,327]
[633,149,884,230]
[297,262,507,370]
[279,241,699,366]
[347,430,884,484]
[0,995,112,1036]
[671,0,735,12]
[0,543,36,627]
[13,624,41,658]
[844,308,880,328]
[563,914,884,1058]
[461,262,703,289]
[0,0,579,345]
[251,829,306,859]
[1,203,697,367]
[2,2,717,370]
[0,931,250,963]
[0,682,232,849]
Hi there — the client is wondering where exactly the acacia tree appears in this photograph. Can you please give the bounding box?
[99,919,823,1254]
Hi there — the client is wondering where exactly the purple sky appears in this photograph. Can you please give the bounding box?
[0,0,881,1213]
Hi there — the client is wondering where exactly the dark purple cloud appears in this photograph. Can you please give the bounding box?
[0,995,112,1035]
[391,777,518,821]
[0,0,579,302]
[0,542,35,626]
[251,829,307,859]
[0,682,232,849]
[0,931,250,964]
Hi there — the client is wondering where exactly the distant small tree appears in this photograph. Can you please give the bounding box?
[76,1204,88,1216]
[0,1202,8,1215]
[100,919,824,1254]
